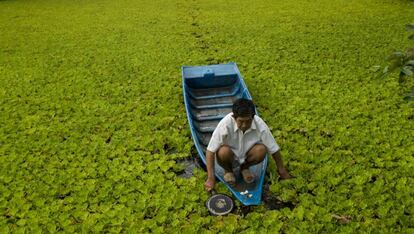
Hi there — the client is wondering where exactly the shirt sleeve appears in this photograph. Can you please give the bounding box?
[206,120,228,153]
[260,127,280,154]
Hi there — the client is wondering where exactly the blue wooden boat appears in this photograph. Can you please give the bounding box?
[182,62,268,206]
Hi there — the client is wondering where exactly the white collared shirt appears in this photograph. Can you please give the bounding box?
[207,112,280,164]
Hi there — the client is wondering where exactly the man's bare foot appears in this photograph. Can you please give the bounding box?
[224,171,236,185]
[241,168,254,183]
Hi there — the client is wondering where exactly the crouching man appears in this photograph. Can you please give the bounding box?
[204,98,292,191]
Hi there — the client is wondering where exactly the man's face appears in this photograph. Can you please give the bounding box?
[235,115,253,132]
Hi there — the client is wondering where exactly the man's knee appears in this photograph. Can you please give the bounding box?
[248,144,267,163]
[256,144,267,155]
[217,145,234,161]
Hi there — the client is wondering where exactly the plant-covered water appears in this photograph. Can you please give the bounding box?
[1,0,413,232]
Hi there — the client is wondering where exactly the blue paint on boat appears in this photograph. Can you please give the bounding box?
[182,62,268,206]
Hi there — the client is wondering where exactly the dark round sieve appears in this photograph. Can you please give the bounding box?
[206,190,234,216]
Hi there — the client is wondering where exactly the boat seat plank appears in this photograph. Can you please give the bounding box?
[190,107,232,121]
[193,120,220,133]
[189,94,241,109]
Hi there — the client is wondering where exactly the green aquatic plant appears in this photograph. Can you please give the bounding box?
[1,0,413,233]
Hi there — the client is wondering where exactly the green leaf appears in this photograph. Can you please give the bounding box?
[370,65,381,72]
[295,206,305,221]
[46,223,56,233]
[16,219,26,226]
[382,66,389,74]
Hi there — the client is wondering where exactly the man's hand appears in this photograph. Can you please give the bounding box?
[272,151,293,180]
[204,177,216,191]
[278,167,293,180]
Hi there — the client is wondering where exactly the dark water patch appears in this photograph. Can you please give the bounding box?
[306,189,316,196]
[174,157,201,179]
[105,134,112,144]
[262,184,295,210]
[151,149,160,154]
[233,205,254,216]
[56,191,72,200]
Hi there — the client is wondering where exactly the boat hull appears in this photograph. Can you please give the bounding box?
[182,62,267,206]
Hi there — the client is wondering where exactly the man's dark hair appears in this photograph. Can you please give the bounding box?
[232,98,255,118]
